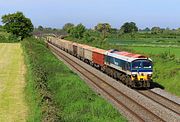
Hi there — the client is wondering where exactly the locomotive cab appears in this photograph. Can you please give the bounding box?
[131,59,153,83]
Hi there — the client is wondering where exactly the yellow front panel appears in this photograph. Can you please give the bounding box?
[137,74,148,81]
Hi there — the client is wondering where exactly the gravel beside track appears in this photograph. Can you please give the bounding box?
[151,88,180,105]
[138,90,180,115]
[47,42,180,122]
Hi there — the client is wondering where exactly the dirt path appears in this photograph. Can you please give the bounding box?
[0,43,27,122]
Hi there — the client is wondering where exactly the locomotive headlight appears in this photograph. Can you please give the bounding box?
[147,74,152,79]
[132,74,137,77]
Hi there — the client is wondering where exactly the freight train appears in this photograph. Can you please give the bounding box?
[47,37,153,88]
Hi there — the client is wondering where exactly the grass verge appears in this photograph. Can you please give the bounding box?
[22,37,127,122]
[22,45,42,122]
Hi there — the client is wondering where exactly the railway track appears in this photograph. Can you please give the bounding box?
[138,90,180,115]
[47,42,180,122]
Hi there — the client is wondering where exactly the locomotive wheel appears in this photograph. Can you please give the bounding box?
[105,68,110,76]
[146,81,150,88]
[121,74,126,84]
[126,76,132,87]
[101,66,106,73]
[143,81,147,88]
[131,81,136,88]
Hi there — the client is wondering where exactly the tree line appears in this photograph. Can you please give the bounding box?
[1,11,180,41]
[60,22,180,40]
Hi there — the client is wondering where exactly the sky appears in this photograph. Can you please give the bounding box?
[0,0,180,29]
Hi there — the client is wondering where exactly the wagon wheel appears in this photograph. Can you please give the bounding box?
[101,65,106,73]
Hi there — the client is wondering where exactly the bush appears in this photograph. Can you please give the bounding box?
[8,34,20,42]
[0,33,19,43]
[0,35,7,42]
[159,51,175,61]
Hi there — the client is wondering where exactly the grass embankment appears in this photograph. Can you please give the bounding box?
[0,43,27,122]
[65,36,180,96]
[151,57,180,96]
[22,37,127,122]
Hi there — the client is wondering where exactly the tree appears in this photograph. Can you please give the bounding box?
[70,23,86,39]
[83,29,94,43]
[120,22,138,34]
[177,28,180,33]
[1,12,34,40]
[162,27,171,34]
[95,23,111,39]
[38,25,44,31]
[151,27,163,34]
[143,27,150,32]
[110,28,118,34]
[63,23,74,33]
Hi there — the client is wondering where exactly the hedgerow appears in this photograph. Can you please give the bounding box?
[22,38,61,121]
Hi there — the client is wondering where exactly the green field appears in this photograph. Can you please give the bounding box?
[0,43,27,122]
[108,35,180,47]
[128,46,180,58]
[108,37,180,58]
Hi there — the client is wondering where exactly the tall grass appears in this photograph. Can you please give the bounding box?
[23,54,42,122]
[22,37,127,122]
[152,57,180,96]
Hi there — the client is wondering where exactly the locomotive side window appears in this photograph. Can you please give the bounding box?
[114,58,120,66]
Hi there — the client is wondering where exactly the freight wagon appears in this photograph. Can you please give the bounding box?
[92,48,106,69]
[83,45,94,64]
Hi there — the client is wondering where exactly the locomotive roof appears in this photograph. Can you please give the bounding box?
[106,50,151,62]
